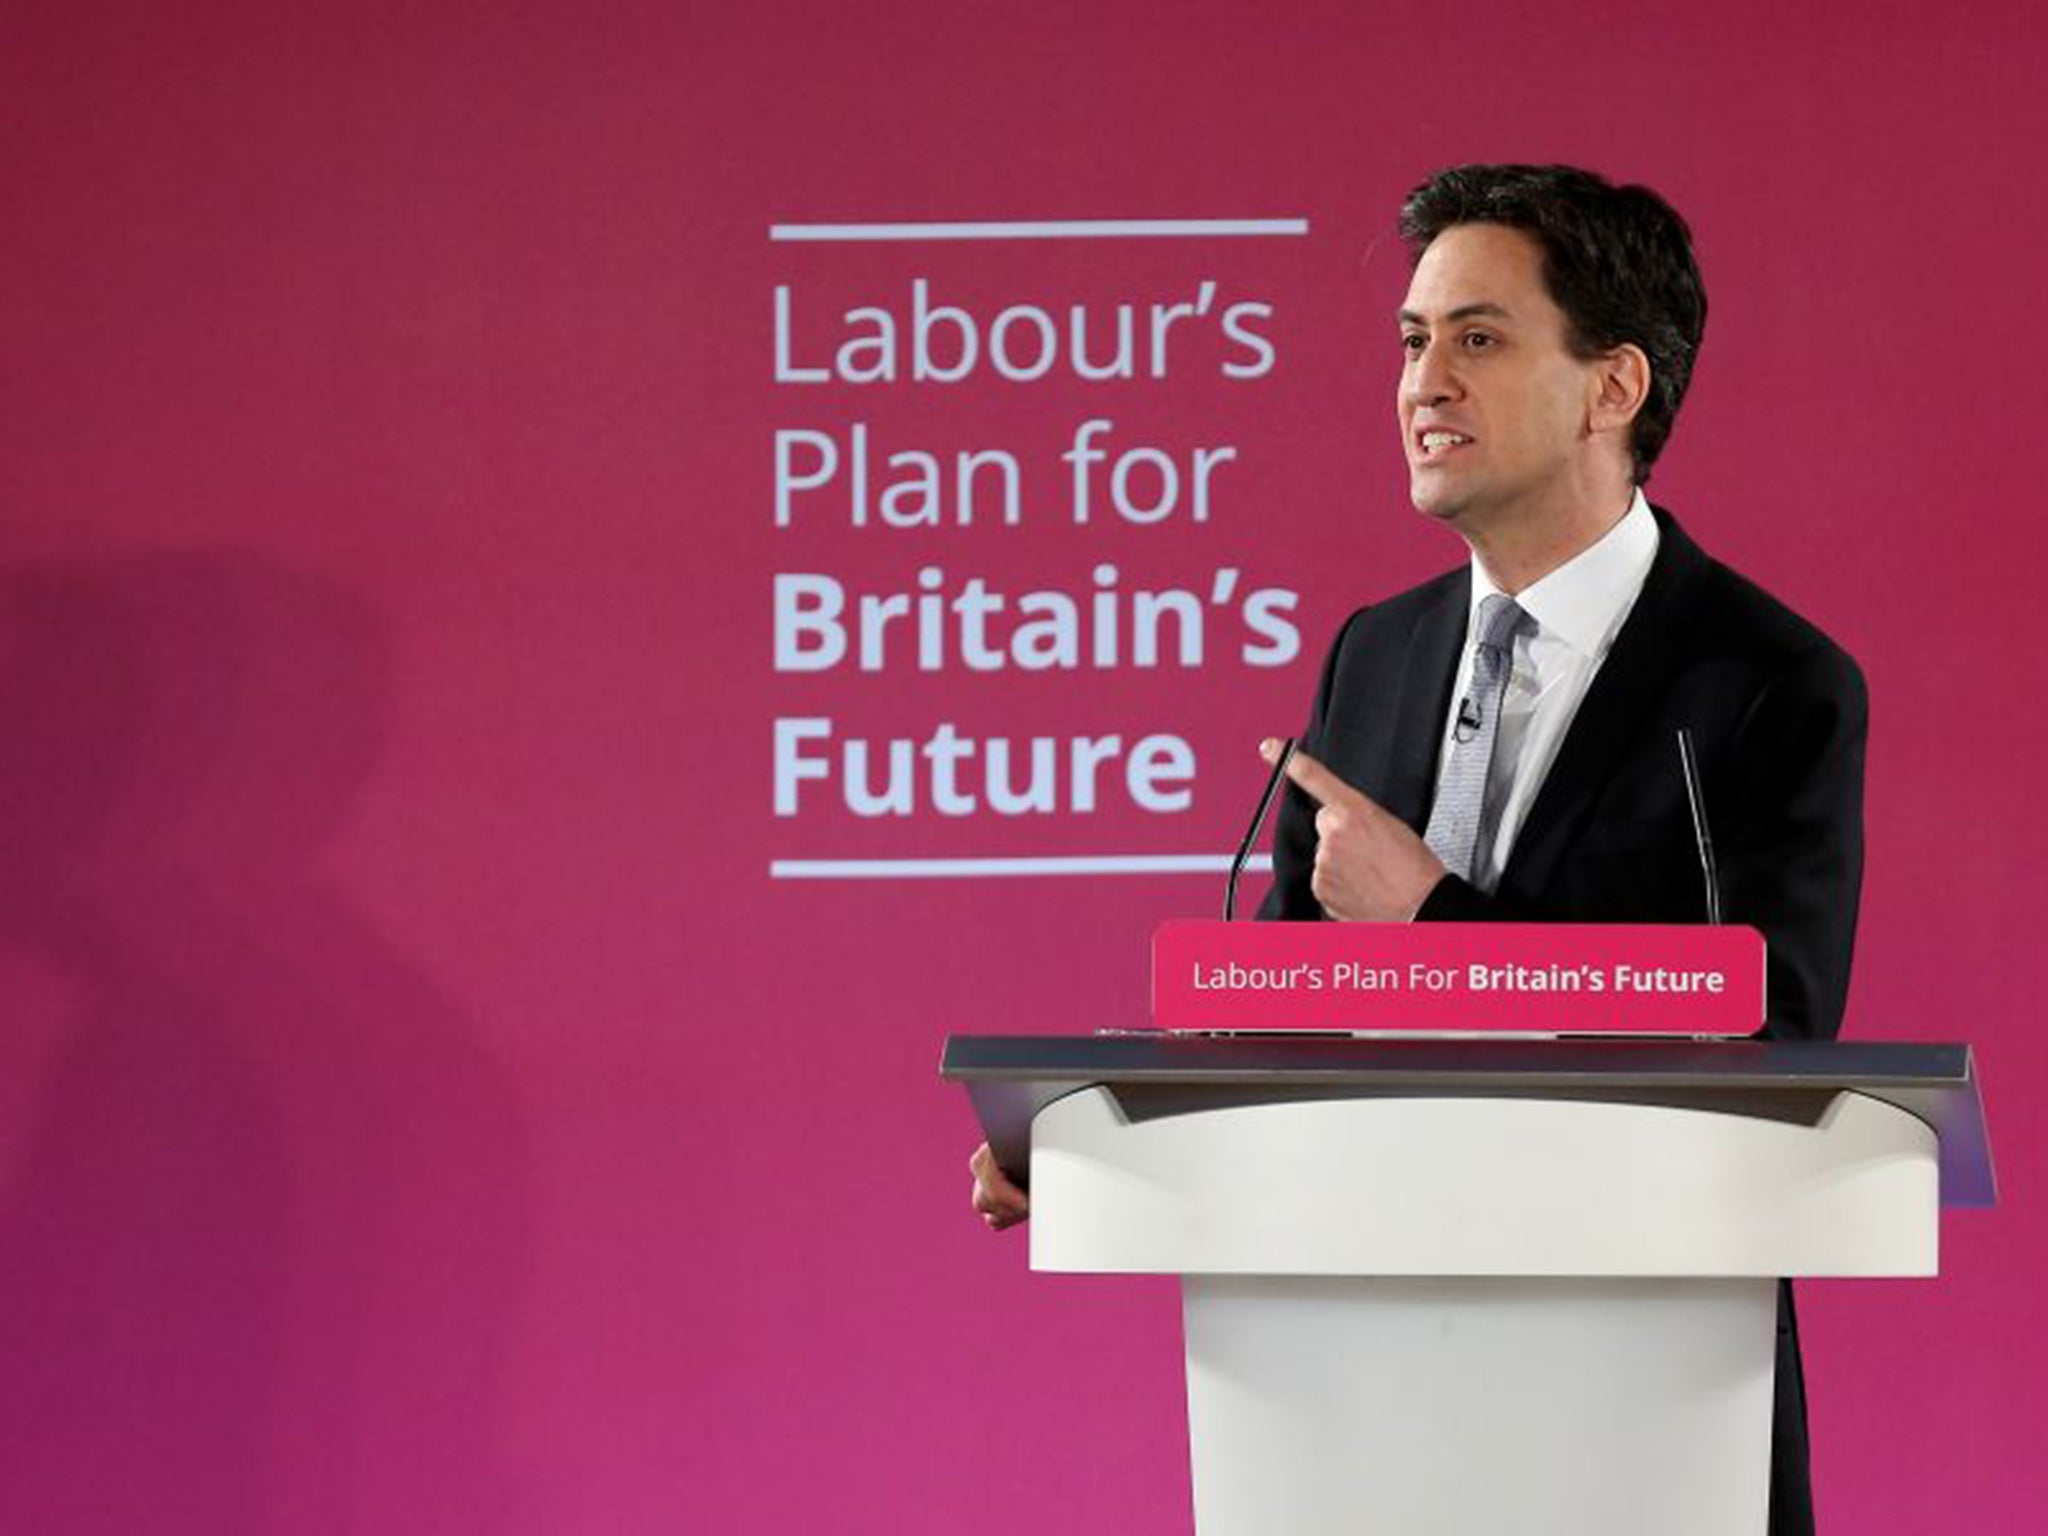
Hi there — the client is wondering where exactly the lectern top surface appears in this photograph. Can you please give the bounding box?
[940,1036,1994,1209]
[943,1034,1971,1086]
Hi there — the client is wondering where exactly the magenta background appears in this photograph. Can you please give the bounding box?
[3,2,2043,1531]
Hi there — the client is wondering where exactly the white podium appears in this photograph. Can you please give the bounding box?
[945,1037,1992,1536]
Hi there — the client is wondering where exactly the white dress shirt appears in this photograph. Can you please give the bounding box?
[1433,489,1660,894]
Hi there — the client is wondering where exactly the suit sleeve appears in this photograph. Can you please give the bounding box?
[1716,644,1867,1041]
[1416,643,1867,1041]
[1255,609,1366,922]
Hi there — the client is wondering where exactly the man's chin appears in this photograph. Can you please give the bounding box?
[1407,478,1468,524]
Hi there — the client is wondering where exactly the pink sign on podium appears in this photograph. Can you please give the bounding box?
[1151,920,1766,1035]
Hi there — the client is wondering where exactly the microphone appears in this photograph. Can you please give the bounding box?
[1676,728,1721,925]
[1224,737,1295,920]
[1454,695,1482,742]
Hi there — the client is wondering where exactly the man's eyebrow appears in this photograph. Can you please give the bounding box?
[1397,303,1513,326]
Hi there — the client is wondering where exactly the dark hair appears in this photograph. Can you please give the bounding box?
[1398,164,1707,483]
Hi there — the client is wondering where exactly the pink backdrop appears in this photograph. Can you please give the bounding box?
[3,2,2042,1530]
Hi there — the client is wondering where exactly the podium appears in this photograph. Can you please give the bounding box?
[944,1035,1993,1536]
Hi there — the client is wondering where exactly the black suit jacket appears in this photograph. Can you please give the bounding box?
[1258,507,1863,1534]
[1260,506,1867,1043]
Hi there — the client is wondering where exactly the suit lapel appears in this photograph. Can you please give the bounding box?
[1499,508,1710,898]
[1381,568,1469,832]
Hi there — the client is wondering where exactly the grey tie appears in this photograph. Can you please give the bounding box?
[1424,594,1529,882]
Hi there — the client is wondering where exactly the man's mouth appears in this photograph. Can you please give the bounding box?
[1417,430,1473,457]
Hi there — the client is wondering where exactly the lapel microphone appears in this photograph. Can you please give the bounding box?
[1454,696,1482,742]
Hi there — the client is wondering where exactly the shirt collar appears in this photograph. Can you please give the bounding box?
[1468,488,1660,660]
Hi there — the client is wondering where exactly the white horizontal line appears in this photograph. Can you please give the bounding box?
[769,219,1309,243]
[770,854,1276,880]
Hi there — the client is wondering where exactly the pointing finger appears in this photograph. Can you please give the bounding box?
[1263,741,1366,810]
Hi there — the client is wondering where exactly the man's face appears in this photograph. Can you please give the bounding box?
[1397,222,1605,535]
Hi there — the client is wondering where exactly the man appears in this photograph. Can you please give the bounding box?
[972,164,1864,1535]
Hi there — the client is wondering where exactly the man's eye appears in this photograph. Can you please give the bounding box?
[1462,332,1497,350]
[1400,333,1426,354]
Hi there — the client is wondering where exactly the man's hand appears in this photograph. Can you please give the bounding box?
[969,1142,1029,1230]
[1262,738,1448,921]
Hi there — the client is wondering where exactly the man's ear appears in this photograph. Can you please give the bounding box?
[1588,343,1652,439]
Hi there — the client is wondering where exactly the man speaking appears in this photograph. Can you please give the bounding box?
[973,164,1865,1535]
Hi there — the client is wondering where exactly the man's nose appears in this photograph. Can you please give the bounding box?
[1406,342,1460,405]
